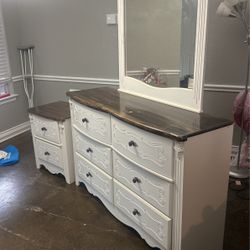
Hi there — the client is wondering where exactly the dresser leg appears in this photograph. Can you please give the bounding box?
[75,176,80,186]
[65,175,74,184]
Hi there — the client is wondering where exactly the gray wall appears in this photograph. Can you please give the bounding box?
[1,0,248,145]
[17,0,247,115]
[0,0,29,132]
[1,0,119,132]
[203,0,247,119]
[205,0,247,86]
[18,0,119,111]
[34,81,113,106]
[18,0,118,79]
[203,0,248,118]
[203,0,248,143]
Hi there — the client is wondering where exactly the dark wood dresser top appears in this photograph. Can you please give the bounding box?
[28,101,70,122]
[66,87,233,141]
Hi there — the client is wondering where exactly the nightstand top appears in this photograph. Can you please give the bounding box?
[28,101,70,122]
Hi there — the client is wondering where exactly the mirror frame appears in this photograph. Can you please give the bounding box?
[118,0,208,113]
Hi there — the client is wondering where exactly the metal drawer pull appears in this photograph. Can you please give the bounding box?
[44,152,50,156]
[82,118,89,123]
[86,172,92,178]
[86,148,93,153]
[128,141,137,147]
[132,177,141,184]
[41,127,47,131]
[132,209,141,216]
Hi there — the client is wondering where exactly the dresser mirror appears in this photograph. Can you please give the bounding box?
[118,0,208,112]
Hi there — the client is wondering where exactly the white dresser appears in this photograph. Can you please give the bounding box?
[29,101,75,184]
[68,87,233,250]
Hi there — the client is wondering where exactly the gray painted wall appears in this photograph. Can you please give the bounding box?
[203,0,248,143]
[1,0,119,132]
[1,0,248,146]
[17,0,247,114]
[205,0,247,86]
[0,0,29,132]
[34,81,115,106]
[18,0,119,113]
[18,0,118,79]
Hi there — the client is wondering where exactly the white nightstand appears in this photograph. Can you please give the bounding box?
[29,101,74,184]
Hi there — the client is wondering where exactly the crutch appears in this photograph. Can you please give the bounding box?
[18,45,35,108]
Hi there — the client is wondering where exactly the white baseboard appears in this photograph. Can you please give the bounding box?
[0,121,31,144]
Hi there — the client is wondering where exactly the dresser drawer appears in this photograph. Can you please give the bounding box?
[113,152,172,216]
[112,117,173,179]
[75,153,113,203]
[73,129,112,175]
[35,139,63,168]
[31,115,61,144]
[114,180,171,249]
[71,101,111,144]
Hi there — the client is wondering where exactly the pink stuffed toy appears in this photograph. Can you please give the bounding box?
[233,90,250,135]
[233,90,250,168]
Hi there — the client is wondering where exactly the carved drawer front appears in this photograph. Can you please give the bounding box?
[113,152,172,216]
[112,117,173,179]
[73,129,112,175]
[71,101,111,144]
[35,139,63,169]
[114,180,172,250]
[31,115,61,144]
[75,153,113,203]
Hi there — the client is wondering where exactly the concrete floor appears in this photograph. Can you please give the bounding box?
[0,132,248,250]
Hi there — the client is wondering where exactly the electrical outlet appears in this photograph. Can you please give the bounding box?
[106,14,117,25]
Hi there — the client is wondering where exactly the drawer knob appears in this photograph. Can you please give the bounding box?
[86,148,93,153]
[41,127,47,131]
[132,209,141,216]
[44,152,50,156]
[132,177,141,184]
[86,172,92,178]
[128,141,137,147]
[82,118,89,123]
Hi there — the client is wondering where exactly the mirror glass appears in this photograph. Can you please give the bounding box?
[125,0,198,88]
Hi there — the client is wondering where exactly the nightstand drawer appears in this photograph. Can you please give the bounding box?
[71,101,111,144]
[113,152,172,216]
[112,117,174,179]
[75,153,113,203]
[74,129,112,175]
[35,139,63,168]
[114,180,172,250]
[31,115,61,144]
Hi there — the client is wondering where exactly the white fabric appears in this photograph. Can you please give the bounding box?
[225,0,247,7]
[216,0,247,17]
[216,2,236,17]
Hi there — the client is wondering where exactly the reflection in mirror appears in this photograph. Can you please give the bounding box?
[125,0,197,89]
